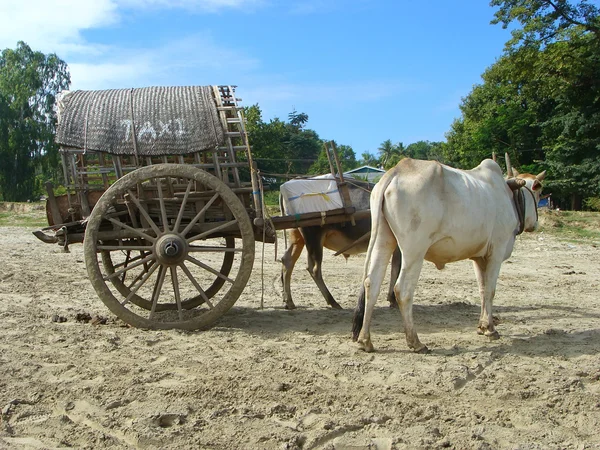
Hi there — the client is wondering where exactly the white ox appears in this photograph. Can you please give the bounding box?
[354,158,538,353]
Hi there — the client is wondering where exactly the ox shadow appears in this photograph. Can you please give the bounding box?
[211,301,600,358]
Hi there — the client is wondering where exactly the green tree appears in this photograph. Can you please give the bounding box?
[405,140,446,161]
[445,1,599,209]
[0,41,70,201]
[308,142,358,175]
[359,152,379,167]
[491,0,600,49]
[378,139,405,169]
[245,105,322,180]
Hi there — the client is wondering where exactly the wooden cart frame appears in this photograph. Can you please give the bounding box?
[34,85,368,330]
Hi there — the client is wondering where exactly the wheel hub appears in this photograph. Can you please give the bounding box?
[155,234,188,265]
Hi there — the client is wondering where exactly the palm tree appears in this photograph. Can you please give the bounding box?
[378,140,404,169]
[360,152,378,167]
[377,139,395,168]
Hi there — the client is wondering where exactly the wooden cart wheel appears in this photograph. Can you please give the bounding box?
[84,164,255,330]
[100,236,235,310]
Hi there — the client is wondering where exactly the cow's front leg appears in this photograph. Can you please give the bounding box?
[472,257,502,340]
[306,252,342,309]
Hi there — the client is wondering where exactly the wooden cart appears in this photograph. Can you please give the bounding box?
[34,85,368,330]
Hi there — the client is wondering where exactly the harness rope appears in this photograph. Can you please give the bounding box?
[514,186,538,235]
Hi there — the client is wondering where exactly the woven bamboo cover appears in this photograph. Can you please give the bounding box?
[55,86,225,156]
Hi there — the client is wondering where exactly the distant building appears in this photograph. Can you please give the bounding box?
[343,166,386,183]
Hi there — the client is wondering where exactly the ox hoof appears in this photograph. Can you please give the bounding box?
[357,339,374,353]
[413,345,430,354]
[328,301,343,310]
[486,330,500,341]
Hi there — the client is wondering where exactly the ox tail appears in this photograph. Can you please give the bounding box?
[362,171,395,281]
[352,171,396,339]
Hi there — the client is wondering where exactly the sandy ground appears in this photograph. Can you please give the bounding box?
[1,216,600,449]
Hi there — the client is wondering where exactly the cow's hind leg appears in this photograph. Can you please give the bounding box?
[281,231,304,309]
[386,247,401,308]
[394,252,428,353]
[472,257,502,340]
[357,229,396,352]
[352,286,366,341]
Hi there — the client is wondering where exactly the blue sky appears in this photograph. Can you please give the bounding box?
[0,0,513,157]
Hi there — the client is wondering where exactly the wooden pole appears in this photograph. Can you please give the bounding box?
[323,142,336,178]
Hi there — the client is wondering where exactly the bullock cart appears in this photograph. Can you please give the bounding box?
[34,85,369,330]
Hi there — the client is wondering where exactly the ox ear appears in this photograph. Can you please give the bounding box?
[512,168,520,177]
[532,179,542,191]
[507,178,526,191]
[536,170,546,182]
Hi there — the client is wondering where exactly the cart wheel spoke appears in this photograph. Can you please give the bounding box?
[186,219,238,243]
[107,217,156,242]
[103,253,156,281]
[173,180,193,233]
[170,266,184,321]
[149,265,167,319]
[179,262,213,309]
[97,244,153,252]
[126,189,162,236]
[185,255,234,284]
[156,179,170,232]
[188,246,241,253]
[122,261,160,306]
[181,193,220,236]
[110,250,151,270]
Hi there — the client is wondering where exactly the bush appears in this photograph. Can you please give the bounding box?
[584,197,600,211]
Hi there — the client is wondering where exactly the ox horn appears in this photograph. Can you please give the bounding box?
[536,170,546,181]
[505,152,514,178]
[506,178,526,191]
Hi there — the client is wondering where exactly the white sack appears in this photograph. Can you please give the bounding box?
[280,174,343,216]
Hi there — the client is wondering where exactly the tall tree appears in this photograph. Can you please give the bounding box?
[245,105,322,180]
[378,139,404,169]
[0,41,70,201]
[404,140,446,161]
[359,152,379,167]
[308,142,358,175]
[491,0,600,49]
[445,1,599,208]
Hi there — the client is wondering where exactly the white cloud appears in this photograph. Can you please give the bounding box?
[0,0,118,55]
[0,0,263,57]
[69,60,152,90]
[68,33,259,90]
[0,0,263,90]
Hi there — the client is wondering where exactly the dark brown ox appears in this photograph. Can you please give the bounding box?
[280,178,400,310]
